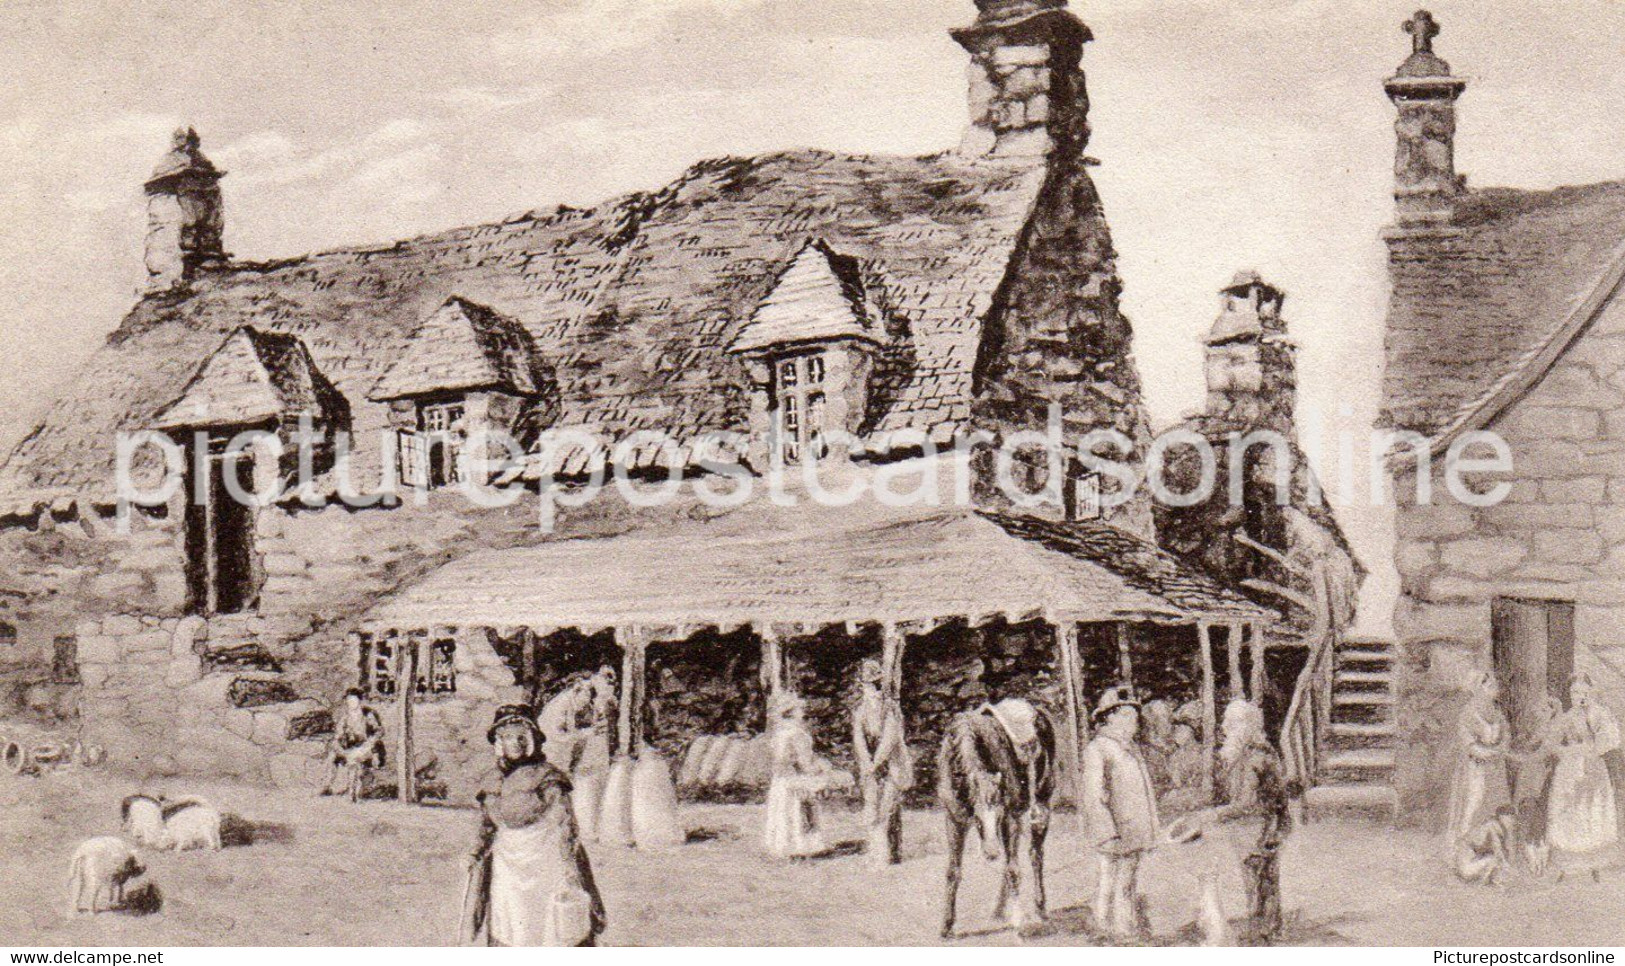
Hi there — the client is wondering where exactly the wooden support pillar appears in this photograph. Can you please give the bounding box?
[1226,621,1244,700]
[1055,620,1088,808]
[880,623,906,702]
[1198,622,1216,806]
[395,632,420,804]
[520,628,538,696]
[1116,622,1135,687]
[616,627,647,759]
[759,625,784,703]
[1249,622,1266,703]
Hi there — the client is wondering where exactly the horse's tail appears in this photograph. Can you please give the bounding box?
[1031,709,1058,808]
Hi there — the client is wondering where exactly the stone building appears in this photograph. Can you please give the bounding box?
[0,0,1346,803]
[1382,11,1625,822]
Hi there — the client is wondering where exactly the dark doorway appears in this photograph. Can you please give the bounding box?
[1491,596,1576,746]
[184,438,259,616]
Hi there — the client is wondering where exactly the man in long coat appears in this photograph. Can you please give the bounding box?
[1081,685,1161,941]
[851,659,911,866]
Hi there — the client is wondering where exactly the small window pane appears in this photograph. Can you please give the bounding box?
[778,360,798,387]
[806,355,825,385]
[807,392,827,459]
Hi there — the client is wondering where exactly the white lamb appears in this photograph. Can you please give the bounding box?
[161,802,223,852]
[67,836,144,915]
[120,795,166,848]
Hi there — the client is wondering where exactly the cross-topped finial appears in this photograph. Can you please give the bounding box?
[1403,10,1440,55]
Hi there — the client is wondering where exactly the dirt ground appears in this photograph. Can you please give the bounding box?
[1,770,1622,947]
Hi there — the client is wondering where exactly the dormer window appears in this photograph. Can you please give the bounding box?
[728,240,885,470]
[369,297,553,491]
[774,354,829,464]
[398,398,467,489]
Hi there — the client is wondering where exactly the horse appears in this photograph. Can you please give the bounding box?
[936,699,1057,939]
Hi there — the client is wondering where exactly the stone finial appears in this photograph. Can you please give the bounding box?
[1393,9,1455,79]
[1403,10,1439,55]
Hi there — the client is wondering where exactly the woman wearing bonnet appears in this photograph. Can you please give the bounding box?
[461,704,606,946]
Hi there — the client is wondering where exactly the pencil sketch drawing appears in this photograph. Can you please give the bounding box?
[0,0,1622,947]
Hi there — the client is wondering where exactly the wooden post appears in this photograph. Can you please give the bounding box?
[1249,622,1266,703]
[759,625,784,704]
[1116,622,1135,687]
[1226,621,1244,700]
[395,632,419,804]
[880,623,906,702]
[520,628,538,696]
[616,628,647,759]
[1055,621,1088,808]
[1198,622,1217,805]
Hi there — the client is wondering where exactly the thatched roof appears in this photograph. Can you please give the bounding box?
[1383,179,1625,442]
[358,501,1271,633]
[369,296,548,401]
[0,150,1047,502]
[154,326,347,431]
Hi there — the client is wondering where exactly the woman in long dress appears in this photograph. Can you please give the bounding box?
[1546,676,1620,870]
[1445,671,1510,846]
[463,705,606,946]
[762,693,834,859]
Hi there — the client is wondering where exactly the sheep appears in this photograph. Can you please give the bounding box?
[67,836,144,915]
[120,795,166,849]
[161,802,223,852]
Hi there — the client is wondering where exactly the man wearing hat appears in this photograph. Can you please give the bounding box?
[851,658,912,866]
[461,704,605,946]
[1080,684,1161,941]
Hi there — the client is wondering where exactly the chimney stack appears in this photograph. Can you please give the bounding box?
[144,127,226,292]
[952,0,1092,159]
[1203,271,1296,434]
[1384,11,1468,226]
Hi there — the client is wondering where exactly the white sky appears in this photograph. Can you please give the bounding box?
[3,0,1625,628]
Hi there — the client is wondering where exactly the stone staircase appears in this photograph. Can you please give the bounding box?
[1303,636,1398,821]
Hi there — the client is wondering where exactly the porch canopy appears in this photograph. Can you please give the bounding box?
[360,503,1271,634]
[358,500,1274,808]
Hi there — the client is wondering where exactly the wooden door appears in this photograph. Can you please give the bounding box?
[1491,597,1576,745]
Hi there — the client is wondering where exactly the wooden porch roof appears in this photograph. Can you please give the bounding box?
[359,503,1272,635]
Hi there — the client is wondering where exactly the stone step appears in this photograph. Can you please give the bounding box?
[1328,722,1396,749]
[1338,647,1393,666]
[1322,748,1395,771]
[1334,670,1393,691]
[1304,783,1397,822]
[1333,689,1393,706]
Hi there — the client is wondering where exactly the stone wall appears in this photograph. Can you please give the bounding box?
[1391,294,1625,824]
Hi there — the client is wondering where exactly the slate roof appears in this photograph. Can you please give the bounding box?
[1383,179,1625,440]
[359,501,1269,633]
[0,150,1047,500]
[154,326,346,430]
[369,296,548,401]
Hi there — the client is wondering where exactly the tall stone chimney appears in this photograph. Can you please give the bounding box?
[144,127,226,292]
[952,0,1092,158]
[1384,11,1467,226]
[1203,271,1296,435]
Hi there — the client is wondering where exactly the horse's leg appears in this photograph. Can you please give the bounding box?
[941,811,966,939]
[1029,806,1051,921]
[994,812,1023,929]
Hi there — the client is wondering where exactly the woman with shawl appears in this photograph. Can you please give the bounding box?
[462,704,606,946]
